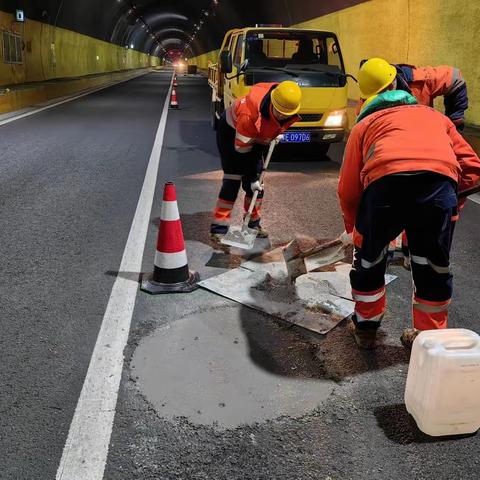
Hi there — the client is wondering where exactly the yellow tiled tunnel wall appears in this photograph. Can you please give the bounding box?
[189,50,220,71]
[189,0,480,125]
[0,10,159,87]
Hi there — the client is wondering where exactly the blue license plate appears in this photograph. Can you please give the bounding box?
[281,131,311,143]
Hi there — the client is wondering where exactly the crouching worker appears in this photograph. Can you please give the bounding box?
[210,81,301,241]
[338,82,480,350]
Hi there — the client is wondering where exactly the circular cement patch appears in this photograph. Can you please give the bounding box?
[131,307,334,429]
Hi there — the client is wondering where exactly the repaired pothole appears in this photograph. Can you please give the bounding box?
[131,307,334,430]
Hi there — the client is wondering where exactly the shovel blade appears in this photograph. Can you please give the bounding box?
[220,225,258,250]
[285,256,308,284]
[283,238,309,284]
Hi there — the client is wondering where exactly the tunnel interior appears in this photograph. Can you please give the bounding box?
[0,0,366,60]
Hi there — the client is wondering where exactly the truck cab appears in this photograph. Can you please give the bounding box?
[209,27,350,151]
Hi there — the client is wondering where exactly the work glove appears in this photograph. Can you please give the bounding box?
[340,230,353,246]
[250,180,264,193]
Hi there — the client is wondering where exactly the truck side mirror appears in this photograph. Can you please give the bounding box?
[220,51,233,74]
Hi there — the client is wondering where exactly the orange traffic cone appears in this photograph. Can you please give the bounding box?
[173,74,178,87]
[141,182,199,294]
[170,87,179,109]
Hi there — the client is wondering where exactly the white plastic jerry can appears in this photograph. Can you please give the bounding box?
[405,328,480,437]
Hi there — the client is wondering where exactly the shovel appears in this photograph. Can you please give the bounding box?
[283,236,348,284]
[282,183,480,283]
[221,136,282,250]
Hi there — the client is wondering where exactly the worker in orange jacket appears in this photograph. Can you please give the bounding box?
[358,58,469,268]
[210,81,301,239]
[358,58,468,130]
[338,62,480,350]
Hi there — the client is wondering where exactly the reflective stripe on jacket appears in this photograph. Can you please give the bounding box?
[225,83,299,153]
[338,104,480,232]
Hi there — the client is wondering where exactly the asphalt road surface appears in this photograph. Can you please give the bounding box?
[1,70,480,480]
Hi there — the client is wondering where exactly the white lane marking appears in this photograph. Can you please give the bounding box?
[56,73,174,480]
[0,71,151,128]
[469,193,480,205]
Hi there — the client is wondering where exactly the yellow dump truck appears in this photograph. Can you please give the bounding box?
[208,26,352,153]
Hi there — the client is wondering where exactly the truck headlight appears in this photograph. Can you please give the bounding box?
[324,109,346,127]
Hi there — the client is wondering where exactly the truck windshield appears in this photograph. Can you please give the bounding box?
[245,30,344,73]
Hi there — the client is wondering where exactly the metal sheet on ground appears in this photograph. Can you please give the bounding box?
[199,248,396,335]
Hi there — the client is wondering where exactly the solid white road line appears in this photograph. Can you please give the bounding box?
[56,74,173,480]
[469,193,480,205]
[0,71,149,128]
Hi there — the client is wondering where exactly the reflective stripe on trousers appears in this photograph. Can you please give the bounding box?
[412,297,450,330]
[352,286,386,324]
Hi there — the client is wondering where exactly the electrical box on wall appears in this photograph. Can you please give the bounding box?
[16,10,25,22]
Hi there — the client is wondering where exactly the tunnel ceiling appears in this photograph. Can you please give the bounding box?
[0,0,366,58]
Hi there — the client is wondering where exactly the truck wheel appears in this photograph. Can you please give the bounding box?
[211,102,218,131]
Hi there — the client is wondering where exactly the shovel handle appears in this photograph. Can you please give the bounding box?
[243,137,281,226]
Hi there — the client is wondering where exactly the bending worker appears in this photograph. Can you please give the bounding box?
[210,81,301,240]
[358,57,468,130]
[338,59,480,350]
[358,58,469,267]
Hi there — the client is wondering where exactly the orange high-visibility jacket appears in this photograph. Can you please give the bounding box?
[356,65,467,123]
[225,83,299,153]
[338,104,480,233]
[402,65,465,109]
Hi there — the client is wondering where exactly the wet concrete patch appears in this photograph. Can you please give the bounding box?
[131,307,334,430]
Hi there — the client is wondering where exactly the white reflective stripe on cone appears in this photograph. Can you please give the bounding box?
[356,311,384,322]
[154,250,188,269]
[160,200,180,221]
[352,289,385,303]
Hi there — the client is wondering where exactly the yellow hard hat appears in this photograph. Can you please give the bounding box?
[358,58,397,99]
[271,81,302,116]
